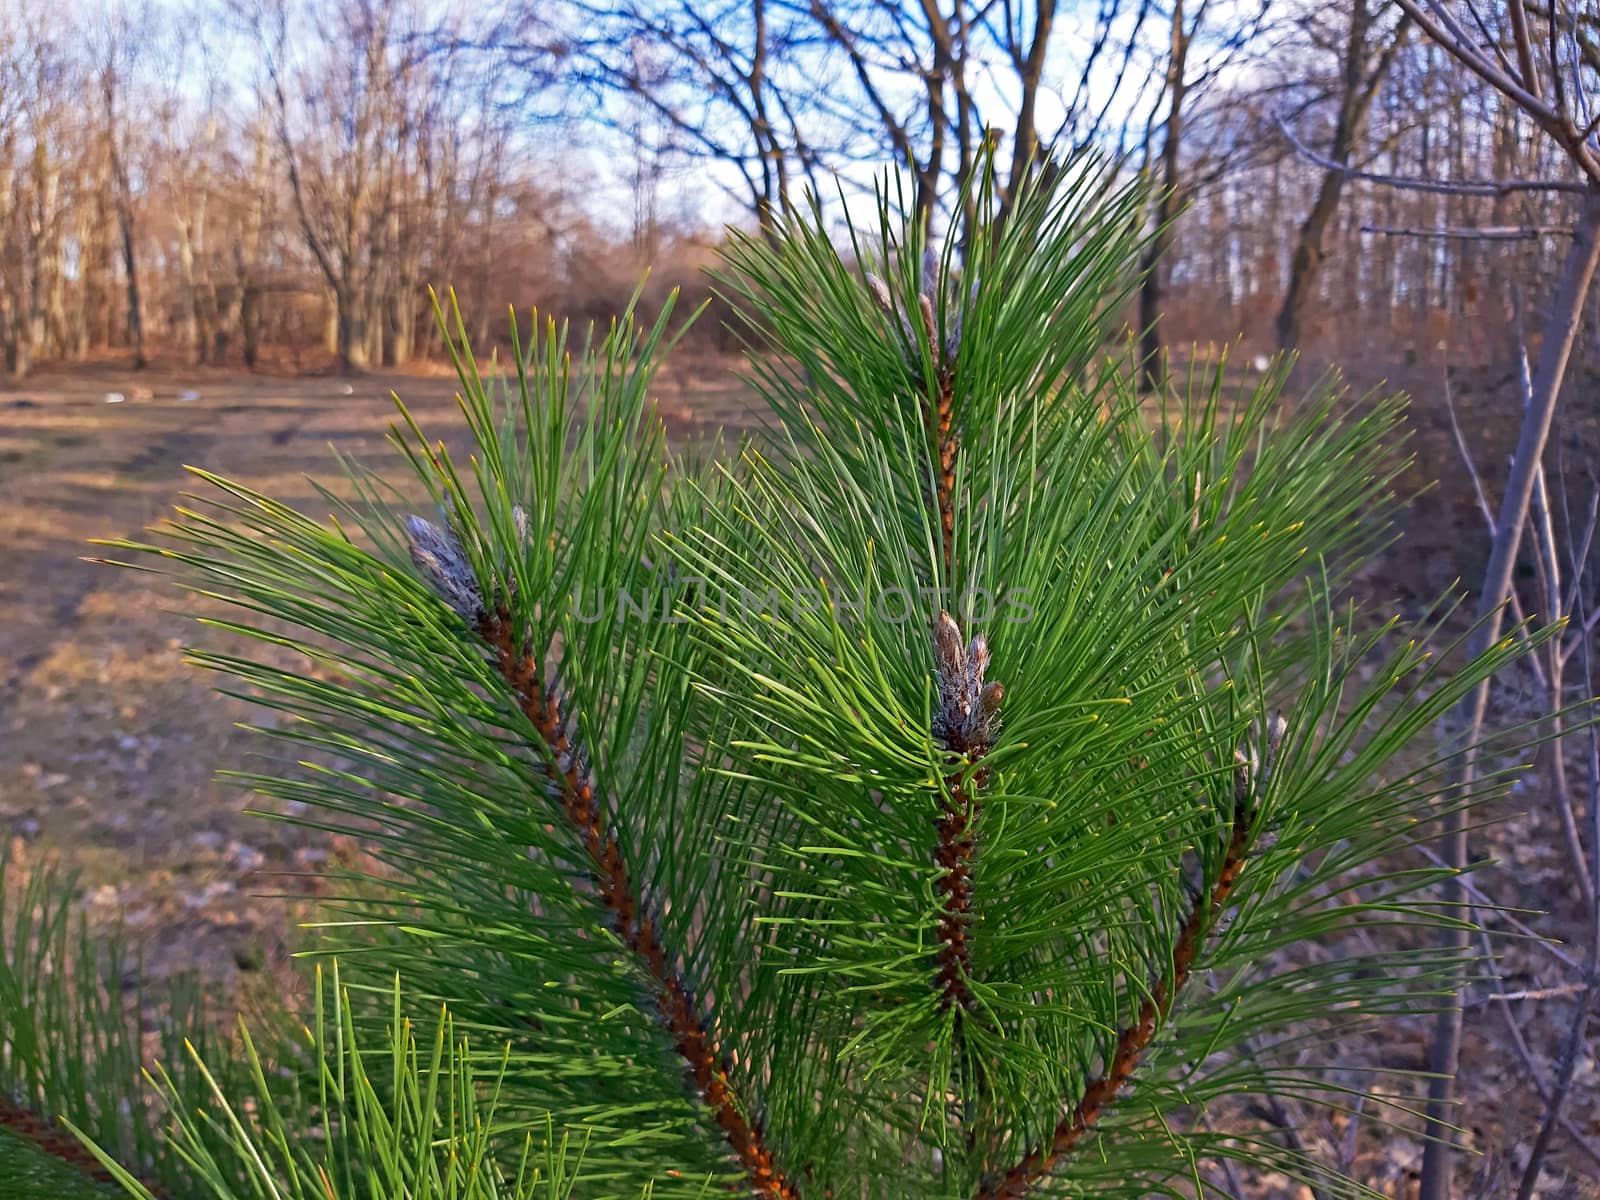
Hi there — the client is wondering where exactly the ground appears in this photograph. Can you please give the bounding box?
[0,351,1594,1198]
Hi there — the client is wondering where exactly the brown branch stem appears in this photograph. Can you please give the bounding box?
[477,609,798,1200]
[925,306,968,1007]
[976,786,1254,1199]
[934,772,981,1013]
[930,366,958,579]
[0,1095,146,1194]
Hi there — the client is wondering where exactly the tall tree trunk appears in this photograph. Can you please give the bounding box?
[1139,0,1189,392]
[103,58,146,370]
[324,295,340,357]
[116,197,145,368]
[26,143,59,370]
[240,284,262,369]
[338,291,369,373]
[237,127,271,369]
[1276,1,1405,350]
[177,214,201,365]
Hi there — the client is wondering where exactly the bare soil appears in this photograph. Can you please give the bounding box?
[0,351,1593,1198]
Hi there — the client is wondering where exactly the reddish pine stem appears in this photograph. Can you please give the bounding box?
[929,369,958,578]
[479,610,798,1200]
[934,775,981,1013]
[927,365,968,1013]
[0,1094,146,1193]
[977,807,1254,1198]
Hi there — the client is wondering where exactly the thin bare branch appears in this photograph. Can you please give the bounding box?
[1276,112,1587,195]
[1361,223,1572,238]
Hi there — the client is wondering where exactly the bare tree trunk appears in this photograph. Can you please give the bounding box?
[1277,180,1347,351]
[324,296,339,357]
[176,213,201,365]
[340,293,369,373]
[26,144,60,373]
[99,43,147,371]
[1418,188,1600,1200]
[1276,2,1405,350]
[1139,0,1189,392]
[116,197,145,368]
[238,126,271,369]
[240,287,262,368]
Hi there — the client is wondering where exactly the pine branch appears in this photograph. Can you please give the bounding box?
[411,513,798,1200]
[978,720,1284,1198]
[100,167,1561,1198]
[889,244,1008,1143]
[868,246,999,1132]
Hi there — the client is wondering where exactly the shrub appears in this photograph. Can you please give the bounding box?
[101,161,1535,1198]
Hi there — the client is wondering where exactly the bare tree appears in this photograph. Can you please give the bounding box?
[803,0,1152,225]
[566,0,825,236]
[1273,0,1411,350]
[570,0,1158,234]
[257,0,414,371]
[96,4,150,370]
[1136,0,1272,388]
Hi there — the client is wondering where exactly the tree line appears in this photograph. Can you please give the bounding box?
[0,0,1595,378]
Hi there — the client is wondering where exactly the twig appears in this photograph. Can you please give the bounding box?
[1513,297,1597,900]
[1340,1092,1367,1177]
[976,721,1281,1197]
[1418,190,1600,1200]
[1414,842,1582,971]
[1556,481,1600,668]
[1361,224,1572,239]
[1562,602,1600,658]
[478,606,798,1199]
[1198,1112,1249,1199]
[1241,1044,1334,1200]
[931,612,1002,1019]
[1513,964,1600,1195]
[1472,922,1600,1174]
[1480,982,1589,1002]
[1443,376,1548,695]
[1275,112,1588,196]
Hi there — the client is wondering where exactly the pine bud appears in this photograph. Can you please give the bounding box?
[932,612,1002,751]
[865,271,920,353]
[407,515,482,621]
[864,273,894,317]
[933,611,966,686]
[1263,711,1289,787]
[1233,747,1254,808]
[945,278,978,361]
[964,634,990,693]
[979,680,1004,722]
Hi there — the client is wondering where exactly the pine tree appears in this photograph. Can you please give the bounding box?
[107,161,1536,1198]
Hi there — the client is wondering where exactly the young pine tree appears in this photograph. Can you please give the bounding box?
[111,164,1532,1198]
